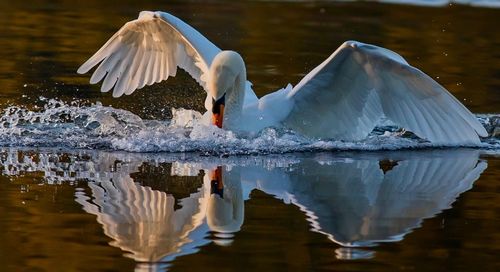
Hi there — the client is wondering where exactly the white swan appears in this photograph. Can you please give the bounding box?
[77,11,487,144]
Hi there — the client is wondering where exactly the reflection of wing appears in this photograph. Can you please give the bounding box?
[247,151,485,247]
[284,41,487,143]
[75,171,208,263]
[287,151,485,247]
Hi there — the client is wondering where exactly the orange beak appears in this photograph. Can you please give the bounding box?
[212,95,225,128]
[212,104,224,128]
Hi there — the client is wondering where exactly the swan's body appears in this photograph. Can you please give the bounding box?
[78,11,487,144]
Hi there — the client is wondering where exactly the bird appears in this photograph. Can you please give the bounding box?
[77,11,488,144]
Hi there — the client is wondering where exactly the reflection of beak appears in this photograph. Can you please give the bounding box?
[212,94,225,128]
[210,166,223,198]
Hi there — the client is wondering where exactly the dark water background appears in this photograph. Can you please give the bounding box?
[1,0,500,117]
[0,0,499,271]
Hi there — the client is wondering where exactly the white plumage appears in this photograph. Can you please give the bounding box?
[78,11,487,144]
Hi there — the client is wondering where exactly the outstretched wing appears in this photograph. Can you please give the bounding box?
[284,41,487,144]
[77,11,220,99]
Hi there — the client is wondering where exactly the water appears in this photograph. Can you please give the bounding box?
[0,148,499,271]
[0,0,499,271]
[0,99,497,153]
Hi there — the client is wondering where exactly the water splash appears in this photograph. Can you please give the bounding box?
[0,99,498,154]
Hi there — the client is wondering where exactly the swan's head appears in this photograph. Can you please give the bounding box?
[208,51,246,128]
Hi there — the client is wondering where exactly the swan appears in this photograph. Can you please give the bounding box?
[77,11,488,144]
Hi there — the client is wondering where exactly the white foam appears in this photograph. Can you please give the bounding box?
[0,99,498,155]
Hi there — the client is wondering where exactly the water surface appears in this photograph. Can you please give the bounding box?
[0,0,499,271]
[0,148,499,271]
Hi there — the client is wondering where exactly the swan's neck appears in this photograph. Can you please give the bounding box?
[209,50,248,130]
[223,73,246,129]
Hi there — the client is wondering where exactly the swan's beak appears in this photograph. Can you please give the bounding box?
[210,166,224,198]
[212,94,225,128]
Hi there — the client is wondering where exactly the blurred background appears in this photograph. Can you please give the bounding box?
[0,0,499,120]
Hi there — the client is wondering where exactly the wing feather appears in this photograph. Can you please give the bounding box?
[101,58,122,93]
[125,44,146,94]
[158,51,166,82]
[89,60,108,84]
[137,50,151,89]
[285,41,487,144]
[113,45,139,97]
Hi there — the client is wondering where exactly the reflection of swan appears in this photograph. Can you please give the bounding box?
[0,148,486,264]
[77,11,486,144]
[152,150,486,256]
[73,160,244,267]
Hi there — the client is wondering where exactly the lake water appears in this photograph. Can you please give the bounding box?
[0,0,499,271]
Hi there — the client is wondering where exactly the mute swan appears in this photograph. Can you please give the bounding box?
[77,11,487,144]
